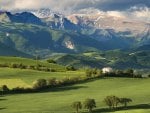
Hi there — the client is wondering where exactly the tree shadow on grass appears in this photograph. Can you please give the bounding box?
[82,103,150,113]
[2,85,88,95]
[0,98,7,101]
[0,108,6,110]
[39,85,88,93]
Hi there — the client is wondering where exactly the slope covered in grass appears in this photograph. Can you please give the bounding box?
[0,56,65,71]
[0,78,149,113]
[0,68,84,88]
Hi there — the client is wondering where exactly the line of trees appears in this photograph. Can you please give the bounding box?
[71,96,132,113]
[0,74,100,94]
[85,68,143,78]
[0,63,57,72]
[104,95,132,109]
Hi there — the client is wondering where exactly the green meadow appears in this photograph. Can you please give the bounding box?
[0,57,149,113]
[0,78,150,113]
[0,68,84,88]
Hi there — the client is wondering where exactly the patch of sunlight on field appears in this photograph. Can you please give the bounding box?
[114,109,150,113]
[0,79,31,89]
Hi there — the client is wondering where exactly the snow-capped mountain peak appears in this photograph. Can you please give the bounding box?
[31,8,63,18]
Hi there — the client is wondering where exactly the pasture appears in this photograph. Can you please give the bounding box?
[0,77,150,113]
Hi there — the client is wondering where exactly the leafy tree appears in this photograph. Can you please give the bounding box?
[33,79,47,89]
[119,98,132,107]
[104,96,120,109]
[1,85,9,92]
[83,98,96,113]
[125,69,134,77]
[71,101,82,113]
[47,59,56,64]
[92,68,97,75]
[96,69,103,77]
[47,78,57,86]
[66,65,76,71]
[85,69,93,78]
[104,96,113,109]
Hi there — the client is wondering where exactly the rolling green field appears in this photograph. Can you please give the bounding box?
[0,68,85,88]
[0,78,150,113]
[0,56,66,71]
[0,57,149,113]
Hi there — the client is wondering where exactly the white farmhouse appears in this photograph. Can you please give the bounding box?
[102,67,113,73]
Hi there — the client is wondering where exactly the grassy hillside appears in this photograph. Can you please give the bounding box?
[0,68,84,88]
[0,56,66,71]
[0,78,149,113]
[52,50,150,69]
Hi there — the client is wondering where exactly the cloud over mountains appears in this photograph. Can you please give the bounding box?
[0,0,149,22]
[0,0,149,11]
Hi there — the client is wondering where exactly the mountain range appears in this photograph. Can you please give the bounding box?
[0,9,150,69]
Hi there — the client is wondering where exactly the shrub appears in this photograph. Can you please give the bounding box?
[18,63,27,69]
[47,59,56,64]
[71,101,82,113]
[61,77,71,85]
[66,65,76,71]
[27,65,35,70]
[104,96,120,109]
[32,79,47,90]
[83,98,96,113]
[12,87,25,93]
[1,85,9,92]
[49,68,56,72]
[85,69,93,78]
[9,63,18,68]
[47,78,57,86]
[0,63,9,67]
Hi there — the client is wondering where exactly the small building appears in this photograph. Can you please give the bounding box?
[102,67,113,73]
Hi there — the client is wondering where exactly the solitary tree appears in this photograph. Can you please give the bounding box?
[119,98,132,107]
[33,79,47,89]
[71,101,82,113]
[83,98,96,113]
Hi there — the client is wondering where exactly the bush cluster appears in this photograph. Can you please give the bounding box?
[85,68,103,78]
[66,65,76,71]
[0,63,57,72]
[104,95,132,109]
[71,96,132,113]
[104,69,142,78]
[32,76,91,90]
[0,73,99,94]
[72,98,96,113]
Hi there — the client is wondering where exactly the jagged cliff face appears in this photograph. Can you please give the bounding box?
[31,8,150,44]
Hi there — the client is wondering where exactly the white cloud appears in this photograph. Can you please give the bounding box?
[106,11,126,18]
[0,0,149,12]
[0,0,149,22]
